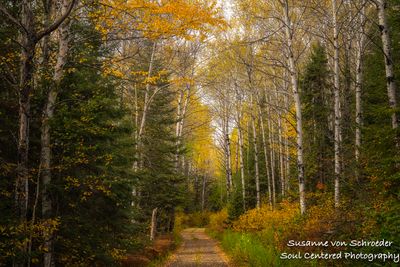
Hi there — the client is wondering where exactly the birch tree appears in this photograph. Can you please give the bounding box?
[40,1,75,265]
[234,81,247,210]
[281,0,306,214]
[332,0,342,208]
[355,0,367,175]
[0,0,76,224]
[250,95,261,208]
[374,0,399,130]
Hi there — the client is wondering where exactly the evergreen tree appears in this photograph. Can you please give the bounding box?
[48,20,137,266]
[300,43,333,191]
[137,65,186,233]
[362,0,400,250]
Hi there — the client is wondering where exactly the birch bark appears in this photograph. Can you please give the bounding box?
[377,0,398,130]
[235,85,246,210]
[282,0,306,214]
[251,95,261,208]
[259,103,273,209]
[332,0,342,208]
[266,101,277,207]
[355,1,366,177]
[134,42,157,170]
[40,1,73,265]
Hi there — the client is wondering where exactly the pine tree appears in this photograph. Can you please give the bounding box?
[45,20,136,266]
[300,43,333,192]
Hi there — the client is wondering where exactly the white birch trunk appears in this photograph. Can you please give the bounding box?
[135,42,157,170]
[175,89,184,170]
[175,84,191,171]
[355,1,366,176]
[252,119,261,208]
[133,84,139,172]
[377,0,398,130]
[332,0,342,208]
[238,125,246,210]
[283,0,306,214]
[225,115,233,194]
[266,104,277,207]
[251,96,261,208]
[259,106,273,209]
[274,91,285,197]
[221,105,233,197]
[284,93,290,191]
[235,85,246,210]
[41,1,72,265]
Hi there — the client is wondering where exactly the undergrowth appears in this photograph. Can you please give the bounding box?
[207,194,390,267]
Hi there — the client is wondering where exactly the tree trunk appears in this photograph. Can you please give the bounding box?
[41,1,71,265]
[2,0,76,265]
[235,85,246,210]
[266,104,277,207]
[16,44,34,222]
[135,42,157,169]
[275,91,285,197]
[284,93,290,191]
[133,84,139,172]
[175,89,184,170]
[332,0,342,208]
[14,6,36,264]
[377,0,398,130]
[15,0,36,225]
[251,108,260,208]
[150,208,158,241]
[355,1,366,178]
[201,175,206,211]
[258,103,272,209]
[238,123,246,210]
[223,113,233,195]
[283,0,306,214]
[175,84,191,171]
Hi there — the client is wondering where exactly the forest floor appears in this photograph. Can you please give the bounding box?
[164,228,231,267]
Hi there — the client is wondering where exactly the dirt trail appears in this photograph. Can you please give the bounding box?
[165,228,230,267]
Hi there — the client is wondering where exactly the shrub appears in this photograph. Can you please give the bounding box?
[208,208,228,233]
[189,211,210,227]
[232,201,299,232]
[174,210,189,233]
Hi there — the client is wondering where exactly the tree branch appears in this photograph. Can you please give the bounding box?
[36,0,76,41]
[0,4,28,34]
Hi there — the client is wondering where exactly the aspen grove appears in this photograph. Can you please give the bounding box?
[0,0,400,266]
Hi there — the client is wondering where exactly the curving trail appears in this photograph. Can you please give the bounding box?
[165,228,230,267]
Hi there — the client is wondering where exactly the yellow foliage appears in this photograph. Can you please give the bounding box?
[208,208,228,233]
[232,201,299,233]
[171,76,195,86]
[174,210,189,232]
[185,96,219,176]
[0,218,62,262]
[93,0,225,40]
[283,105,297,157]
[228,195,379,252]
[110,248,127,261]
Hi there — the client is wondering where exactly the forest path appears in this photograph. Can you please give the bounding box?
[164,228,230,267]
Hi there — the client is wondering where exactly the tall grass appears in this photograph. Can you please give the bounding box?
[220,230,280,266]
[220,230,317,267]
